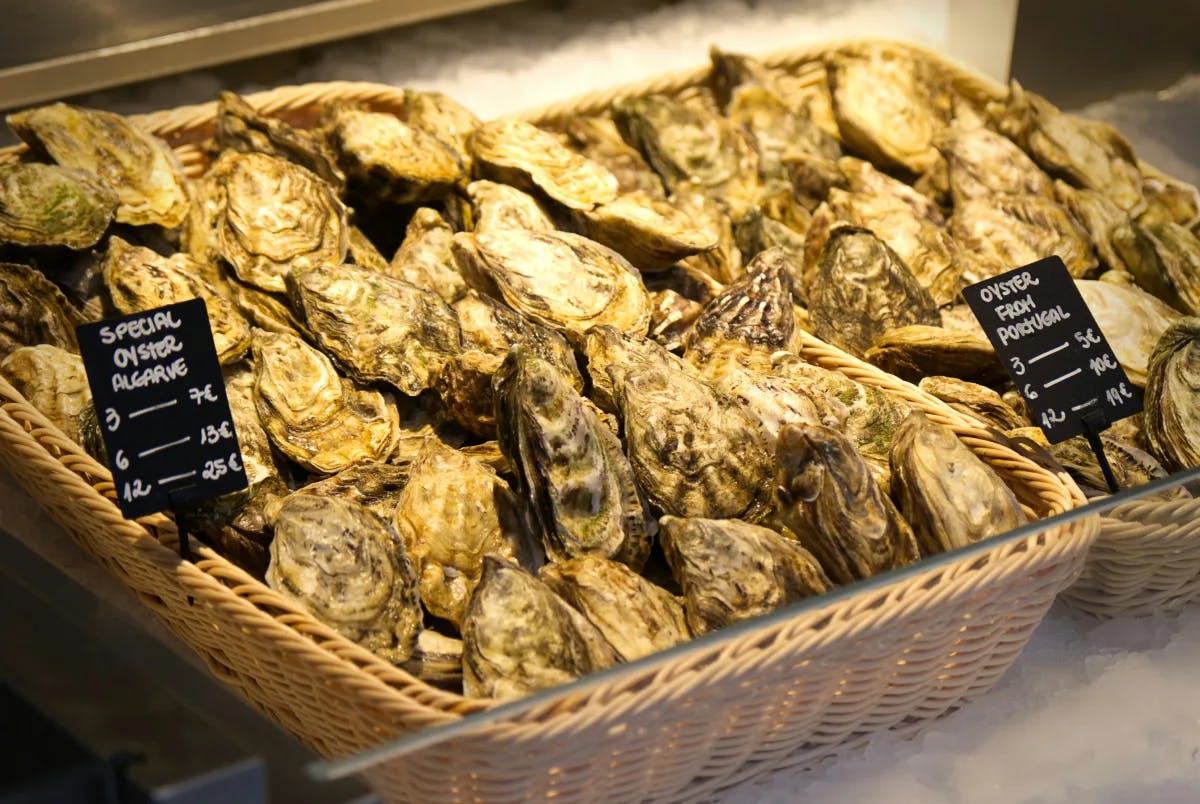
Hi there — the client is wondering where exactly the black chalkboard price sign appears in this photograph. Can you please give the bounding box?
[76,298,248,524]
[962,256,1143,445]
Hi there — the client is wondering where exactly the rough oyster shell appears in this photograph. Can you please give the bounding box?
[284,460,410,523]
[646,289,704,352]
[890,411,1026,555]
[582,324,700,414]
[1138,170,1200,230]
[393,437,528,626]
[462,555,619,700]
[1054,179,1130,274]
[837,156,942,223]
[495,349,648,570]
[658,515,830,635]
[936,121,1052,204]
[434,349,502,437]
[1143,318,1200,472]
[807,224,940,358]
[466,179,555,237]
[684,246,797,363]
[864,324,1005,386]
[470,118,618,211]
[453,290,581,387]
[386,207,466,304]
[949,195,1097,280]
[8,102,189,227]
[251,328,400,473]
[398,89,480,174]
[0,344,90,443]
[0,162,116,249]
[213,91,345,189]
[540,554,688,662]
[222,362,282,488]
[572,190,716,270]
[1077,278,1181,386]
[775,422,920,584]
[1049,432,1176,500]
[267,495,422,664]
[557,115,665,198]
[345,224,390,273]
[1113,221,1200,316]
[672,187,744,284]
[0,261,86,359]
[917,376,1028,430]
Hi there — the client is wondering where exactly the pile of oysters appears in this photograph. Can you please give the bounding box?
[1,42,1197,701]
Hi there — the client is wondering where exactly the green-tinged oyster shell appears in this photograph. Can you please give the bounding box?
[1143,318,1200,472]
[0,344,90,443]
[462,556,619,700]
[101,237,251,364]
[267,495,422,664]
[251,328,400,473]
[210,150,348,293]
[890,411,1026,555]
[612,95,760,221]
[918,376,1028,430]
[539,555,689,662]
[470,118,618,211]
[684,246,797,363]
[288,262,462,396]
[495,349,648,570]
[558,115,665,198]
[658,515,830,635]
[936,121,1052,204]
[864,324,1005,386]
[1113,221,1200,316]
[0,262,85,359]
[0,162,116,249]
[453,290,581,386]
[572,190,716,270]
[8,102,189,227]
[325,105,463,204]
[386,208,466,304]
[1077,278,1181,386]
[393,437,529,626]
[213,91,345,189]
[950,195,1097,280]
[775,422,919,584]
[807,224,940,358]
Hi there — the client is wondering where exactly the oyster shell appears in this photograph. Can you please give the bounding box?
[582,324,700,414]
[540,554,689,662]
[1138,170,1200,230]
[401,629,465,690]
[0,262,86,359]
[461,228,650,337]
[267,495,422,664]
[672,187,744,284]
[101,237,251,364]
[212,151,348,294]
[434,349,501,436]
[1113,222,1200,316]
[917,376,1028,430]
[826,43,950,175]
[453,290,581,387]
[557,115,665,198]
[226,275,312,341]
[345,224,390,273]
[572,190,716,270]
[837,156,942,223]
[1049,432,1176,500]
[178,476,286,578]
[807,224,940,358]
[8,103,189,227]
[658,515,830,636]
[324,105,463,204]
[386,208,467,304]
[775,423,920,584]
[0,344,90,443]
[466,180,555,237]
[251,328,400,474]
[1054,179,1130,274]
[0,162,116,249]
[288,263,462,396]
[398,89,480,173]
[890,411,1026,555]
[495,349,648,570]
[462,555,619,700]
[949,195,1097,280]
[283,461,410,523]
[470,118,617,211]
[1143,318,1200,472]
[1077,279,1181,386]
[393,437,528,626]
[684,246,796,363]
[222,362,282,487]
[936,121,1052,204]
[612,96,760,221]
[213,91,344,189]
[646,289,704,352]
[864,324,1005,386]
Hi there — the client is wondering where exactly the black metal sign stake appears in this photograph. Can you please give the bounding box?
[1079,408,1121,494]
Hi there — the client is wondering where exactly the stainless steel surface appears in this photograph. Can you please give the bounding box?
[0,0,520,111]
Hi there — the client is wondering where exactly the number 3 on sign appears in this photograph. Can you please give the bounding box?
[1010,357,1025,376]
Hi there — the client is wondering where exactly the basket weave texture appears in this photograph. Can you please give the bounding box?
[0,40,1105,802]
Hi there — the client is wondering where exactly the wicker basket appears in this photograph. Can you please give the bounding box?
[0,40,1104,802]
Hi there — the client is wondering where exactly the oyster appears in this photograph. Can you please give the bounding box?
[398,89,480,172]
[470,118,618,210]
[557,115,665,197]
[461,228,650,337]
[826,43,949,175]
[0,162,116,249]
[1143,318,1200,472]
[918,376,1028,430]
[465,179,555,237]
[386,208,467,304]
[572,190,716,270]
[179,476,287,577]
[345,225,390,273]
[1077,279,1181,385]
[658,515,830,635]
[1113,222,1200,316]
[288,262,462,396]
[0,344,90,442]
[101,236,251,364]
[775,423,920,584]
[401,629,465,689]
[251,328,400,474]
[324,105,463,204]
[612,96,760,221]
[734,209,806,281]
[642,262,725,307]
[582,324,701,414]
[211,150,348,293]
[837,156,942,223]
[1054,180,1130,274]
[226,276,312,341]
[393,437,528,626]
[453,290,581,387]
[1049,433,1175,499]
[222,362,282,487]
[8,103,189,227]
[684,247,796,363]
[0,262,86,359]
[462,556,619,700]
[949,195,1097,280]
[936,121,1052,204]
[672,187,744,284]
[807,225,940,358]
[267,495,422,664]
[864,324,1005,386]
[283,461,410,523]
[213,91,344,189]
[647,289,704,352]
[495,349,648,570]
[1138,170,1200,230]
[540,554,688,661]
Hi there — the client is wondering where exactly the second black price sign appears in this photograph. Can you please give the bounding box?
[962,256,1142,444]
